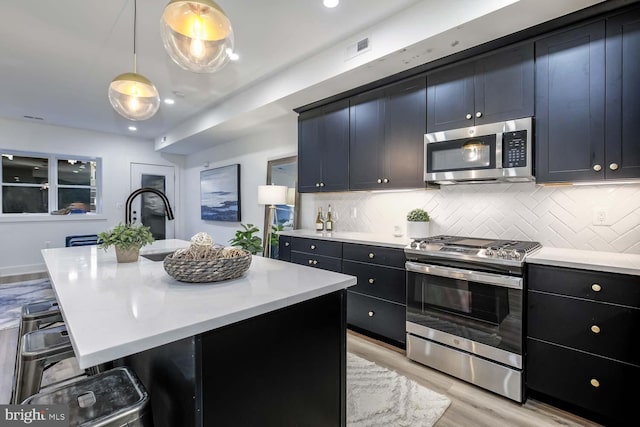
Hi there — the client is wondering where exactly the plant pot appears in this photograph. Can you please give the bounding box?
[406,221,430,239]
[115,246,140,263]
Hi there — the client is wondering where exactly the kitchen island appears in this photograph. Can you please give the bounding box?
[41,240,356,427]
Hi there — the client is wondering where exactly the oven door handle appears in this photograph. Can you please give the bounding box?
[405,261,523,290]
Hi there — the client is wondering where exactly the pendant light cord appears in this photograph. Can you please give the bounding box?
[133,0,137,73]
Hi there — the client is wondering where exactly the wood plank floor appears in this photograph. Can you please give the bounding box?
[347,330,602,427]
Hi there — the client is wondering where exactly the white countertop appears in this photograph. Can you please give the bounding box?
[279,229,410,249]
[41,239,356,369]
[527,247,640,276]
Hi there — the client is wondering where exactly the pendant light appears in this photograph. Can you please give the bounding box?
[160,0,234,73]
[108,0,160,121]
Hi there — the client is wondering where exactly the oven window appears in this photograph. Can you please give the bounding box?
[428,134,496,172]
[407,270,522,355]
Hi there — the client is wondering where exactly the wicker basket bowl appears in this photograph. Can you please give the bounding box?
[163,250,252,283]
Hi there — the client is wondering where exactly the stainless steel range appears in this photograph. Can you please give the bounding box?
[404,235,541,402]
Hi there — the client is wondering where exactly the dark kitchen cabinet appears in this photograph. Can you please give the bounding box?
[289,237,342,272]
[426,42,534,132]
[297,99,349,192]
[278,235,291,262]
[536,8,640,184]
[526,264,640,424]
[349,76,426,190]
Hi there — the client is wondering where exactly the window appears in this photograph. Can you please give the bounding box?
[1,151,100,215]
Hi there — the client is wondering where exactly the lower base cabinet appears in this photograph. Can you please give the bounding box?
[347,291,406,345]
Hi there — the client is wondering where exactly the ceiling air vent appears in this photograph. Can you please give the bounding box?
[345,36,371,60]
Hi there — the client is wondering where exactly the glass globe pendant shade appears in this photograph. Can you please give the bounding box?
[108,72,160,121]
[160,0,234,73]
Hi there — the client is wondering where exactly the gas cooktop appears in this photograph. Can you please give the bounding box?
[405,235,541,265]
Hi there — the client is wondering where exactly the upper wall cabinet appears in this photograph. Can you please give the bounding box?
[536,7,640,184]
[298,100,350,193]
[426,42,534,132]
[349,76,426,190]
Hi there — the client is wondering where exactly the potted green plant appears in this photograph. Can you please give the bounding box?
[229,223,263,255]
[98,223,155,263]
[406,208,430,238]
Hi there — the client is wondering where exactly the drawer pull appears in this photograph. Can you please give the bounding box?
[593,164,602,172]
[368,253,375,259]
[313,260,318,265]
[590,378,600,388]
[284,242,290,247]
[368,311,375,317]
[591,325,601,334]
[308,260,313,265]
[310,245,316,250]
[377,179,382,184]
[368,278,375,284]
[591,283,601,292]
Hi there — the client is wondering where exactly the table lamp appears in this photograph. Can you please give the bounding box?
[258,184,287,258]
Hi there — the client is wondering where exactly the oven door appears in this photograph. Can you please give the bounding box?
[406,261,523,369]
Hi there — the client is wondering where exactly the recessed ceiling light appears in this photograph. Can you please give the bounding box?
[323,0,339,8]
[164,98,175,105]
[128,126,137,131]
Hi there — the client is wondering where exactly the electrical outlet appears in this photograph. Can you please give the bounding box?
[350,207,357,219]
[592,208,609,226]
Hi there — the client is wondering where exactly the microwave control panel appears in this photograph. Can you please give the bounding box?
[503,130,527,168]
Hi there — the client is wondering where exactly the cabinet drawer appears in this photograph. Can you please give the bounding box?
[347,292,405,345]
[291,238,342,258]
[278,236,291,262]
[527,338,639,423]
[528,264,640,307]
[342,243,405,268]
[342,261,406,304]
[291,252,342,273]
[528,291,640,365]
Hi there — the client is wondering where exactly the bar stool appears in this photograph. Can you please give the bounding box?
[12,324,75,404]
[23,367,152,426]
[19,298,64,337]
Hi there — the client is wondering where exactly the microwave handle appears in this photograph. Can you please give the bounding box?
[405,261,523,290]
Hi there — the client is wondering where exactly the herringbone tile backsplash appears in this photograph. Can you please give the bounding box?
[300,183,640,254]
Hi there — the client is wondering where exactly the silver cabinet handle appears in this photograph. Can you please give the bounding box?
[310,245,316,250]
[383,178,389,183]
[368,278,375,284]
[465,113,472,120]
[308,260,313,265]
[284,242,290,247]
[593,164,602,172]
[368,253,375,259]
[368,311,375,317]
[609,163,619,171]
[320,182,325,187]
[476,111,482,118]
[591,325,601,334]
[377,179,382,184]
[590,379,600,388]
[592,283,601,292]
[313,260,318,265]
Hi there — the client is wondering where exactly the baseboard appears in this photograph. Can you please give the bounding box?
[0,264,48,284]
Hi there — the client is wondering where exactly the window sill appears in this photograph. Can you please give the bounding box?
[0,214,108,223]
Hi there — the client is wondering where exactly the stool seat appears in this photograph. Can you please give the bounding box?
[22,298,61,320]
[23,367,152,427]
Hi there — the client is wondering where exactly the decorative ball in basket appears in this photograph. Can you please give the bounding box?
[163,232,252,283]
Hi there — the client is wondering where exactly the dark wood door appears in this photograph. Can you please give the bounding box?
[384,75,426,189]
[349,89,385,190]
[297,110,323,192]
[320,100,350,192]
[474,42,534,125]
[535,21,606,183]
[426,60,475,132]
[606,7,640,180]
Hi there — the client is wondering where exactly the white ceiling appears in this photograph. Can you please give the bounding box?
[0,0,605,153]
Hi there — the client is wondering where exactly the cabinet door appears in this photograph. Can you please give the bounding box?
[349,89,385,190]
[297,111,323,192]
[535,21,606,183]
[320,100,350,192]
[426,61,475,132]
[474,42,534,125]
[384,76,427,189]
[278,235,291,262]
[606,7,640,179]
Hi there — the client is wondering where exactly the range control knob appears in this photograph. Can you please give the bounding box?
[510,250,522,259]
[410,240,418,249]
[419,241,428,249]
[497,249,507,258]
[485,248,494,256]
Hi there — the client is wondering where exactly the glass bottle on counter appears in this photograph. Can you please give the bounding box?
[315,207,324,231]
[325,205,334,231]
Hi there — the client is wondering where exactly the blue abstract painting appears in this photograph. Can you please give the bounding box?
[200,164,241,222]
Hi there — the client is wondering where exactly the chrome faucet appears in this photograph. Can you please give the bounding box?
[125,187,175,225]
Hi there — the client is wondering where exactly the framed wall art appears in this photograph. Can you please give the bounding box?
[200,164,241,222]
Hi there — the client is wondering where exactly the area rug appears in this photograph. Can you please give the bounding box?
[347,353,451,427]
[0,279,54,330]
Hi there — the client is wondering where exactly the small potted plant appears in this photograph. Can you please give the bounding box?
[98,223,155,263]
[229,223,263,255]
[406,208,430,238]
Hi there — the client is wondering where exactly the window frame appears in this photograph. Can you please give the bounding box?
[1,149,102,216]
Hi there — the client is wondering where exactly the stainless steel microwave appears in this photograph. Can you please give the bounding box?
[424,117,534,185]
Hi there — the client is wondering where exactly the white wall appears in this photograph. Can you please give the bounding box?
[183,114,298,247]
[301,182,640,254]
[0,118,184,276]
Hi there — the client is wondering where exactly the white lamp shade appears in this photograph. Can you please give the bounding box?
[160,0,234,73]
[257,185,287,205]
